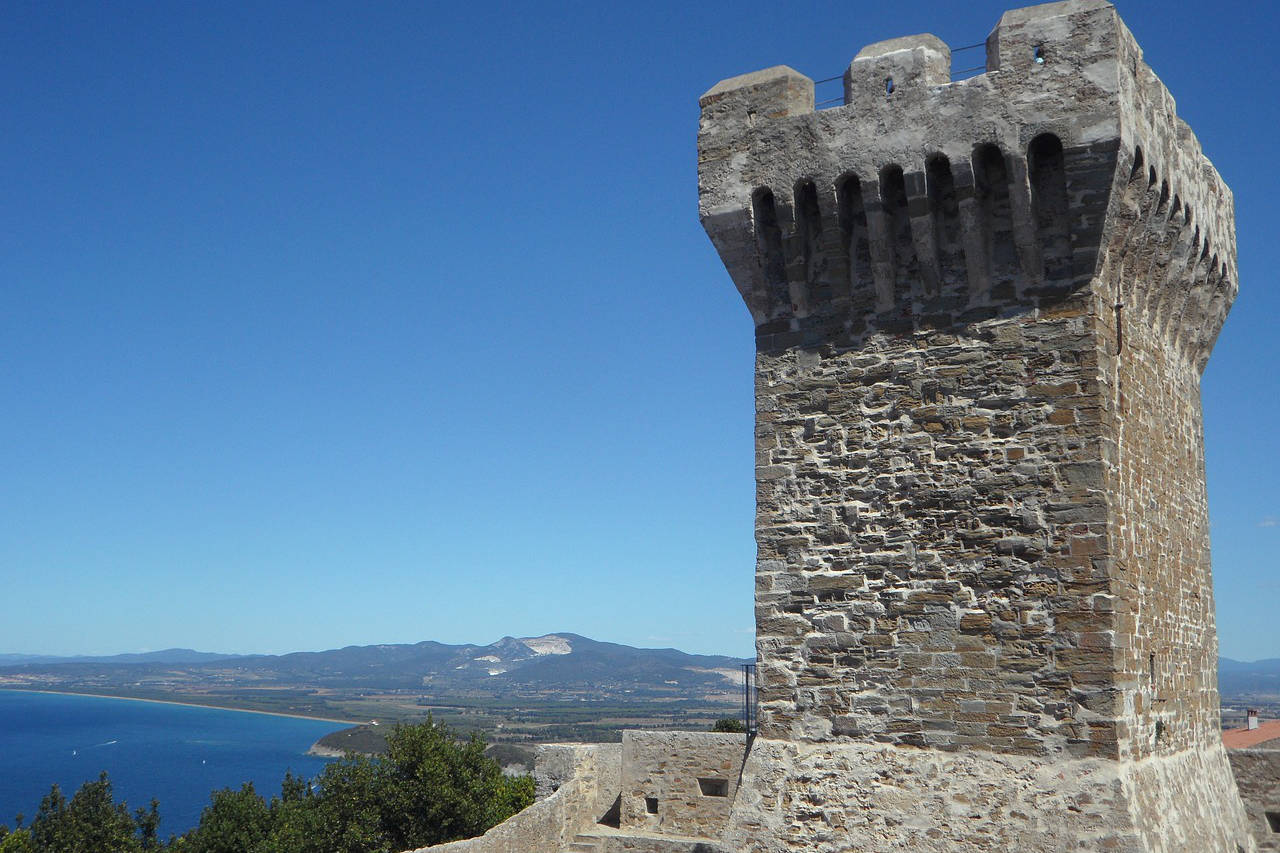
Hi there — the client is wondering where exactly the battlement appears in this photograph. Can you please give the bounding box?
[699,0,1235,372]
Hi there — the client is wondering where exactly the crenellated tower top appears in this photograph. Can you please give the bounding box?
[698,0,1234,371]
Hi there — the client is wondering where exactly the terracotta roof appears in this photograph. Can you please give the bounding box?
[1222,720,1280,749]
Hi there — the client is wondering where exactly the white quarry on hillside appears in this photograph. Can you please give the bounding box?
[689,667,740,684]
[520,635,572,656]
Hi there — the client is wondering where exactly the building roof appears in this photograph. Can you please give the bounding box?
[1222,720,1280,749]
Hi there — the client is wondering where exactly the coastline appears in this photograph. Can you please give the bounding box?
[0,688,362,726]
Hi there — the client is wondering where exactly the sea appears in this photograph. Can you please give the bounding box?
[0,690,347,837]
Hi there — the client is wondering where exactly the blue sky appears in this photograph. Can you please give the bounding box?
[1,0,1275,661]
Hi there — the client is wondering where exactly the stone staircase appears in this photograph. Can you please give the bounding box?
[559,828,725,853]
[562,833,601,853]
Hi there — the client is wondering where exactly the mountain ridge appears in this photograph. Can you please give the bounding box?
[5,640,1275,676]
[0,633,750,697]
[0,648,246,666]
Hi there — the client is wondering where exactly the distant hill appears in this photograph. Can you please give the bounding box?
[7,644,1273,701]
[1218,657,1280,698]
[0,648,245,666]
[7,644,1272,699]
[0,633,748,700]
[248,633,747,693]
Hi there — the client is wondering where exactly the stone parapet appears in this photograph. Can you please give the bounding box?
[619,731,747,838]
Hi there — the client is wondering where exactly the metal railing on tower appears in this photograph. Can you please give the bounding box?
[742,663,758,736]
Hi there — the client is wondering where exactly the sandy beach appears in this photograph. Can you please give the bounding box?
[5,688,362,726]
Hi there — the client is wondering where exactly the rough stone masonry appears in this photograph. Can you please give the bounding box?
[699,0,1254,850]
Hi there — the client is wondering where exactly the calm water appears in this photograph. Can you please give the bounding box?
[0,690,346,836]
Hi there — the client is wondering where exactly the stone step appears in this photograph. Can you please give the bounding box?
[564,830,724,852]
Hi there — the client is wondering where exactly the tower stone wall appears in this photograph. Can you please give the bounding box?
[699,1,1253,849]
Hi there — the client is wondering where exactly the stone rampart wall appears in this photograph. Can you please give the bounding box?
[721,737,1254,852]
[1119,741,1253,851]
[1230,749,1280,851]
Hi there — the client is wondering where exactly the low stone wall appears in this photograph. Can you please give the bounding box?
[620,731,747,839]
[406,732,1264,852]
[408,743,621,853]
[720,737,1257,853]
[1230,749,1280,850]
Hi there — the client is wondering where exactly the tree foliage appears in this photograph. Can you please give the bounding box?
[377,721,533,849]
[24,773,158,853]
[711,717,746,733]
[1,717,533,853]
[180,784,273,853]
[0,827,36,853]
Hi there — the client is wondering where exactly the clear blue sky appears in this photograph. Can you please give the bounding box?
[1,0,1275,661]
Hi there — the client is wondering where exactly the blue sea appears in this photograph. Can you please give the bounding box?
[0,690,346,837]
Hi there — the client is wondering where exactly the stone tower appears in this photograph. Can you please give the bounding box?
[699,1,1254,850]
